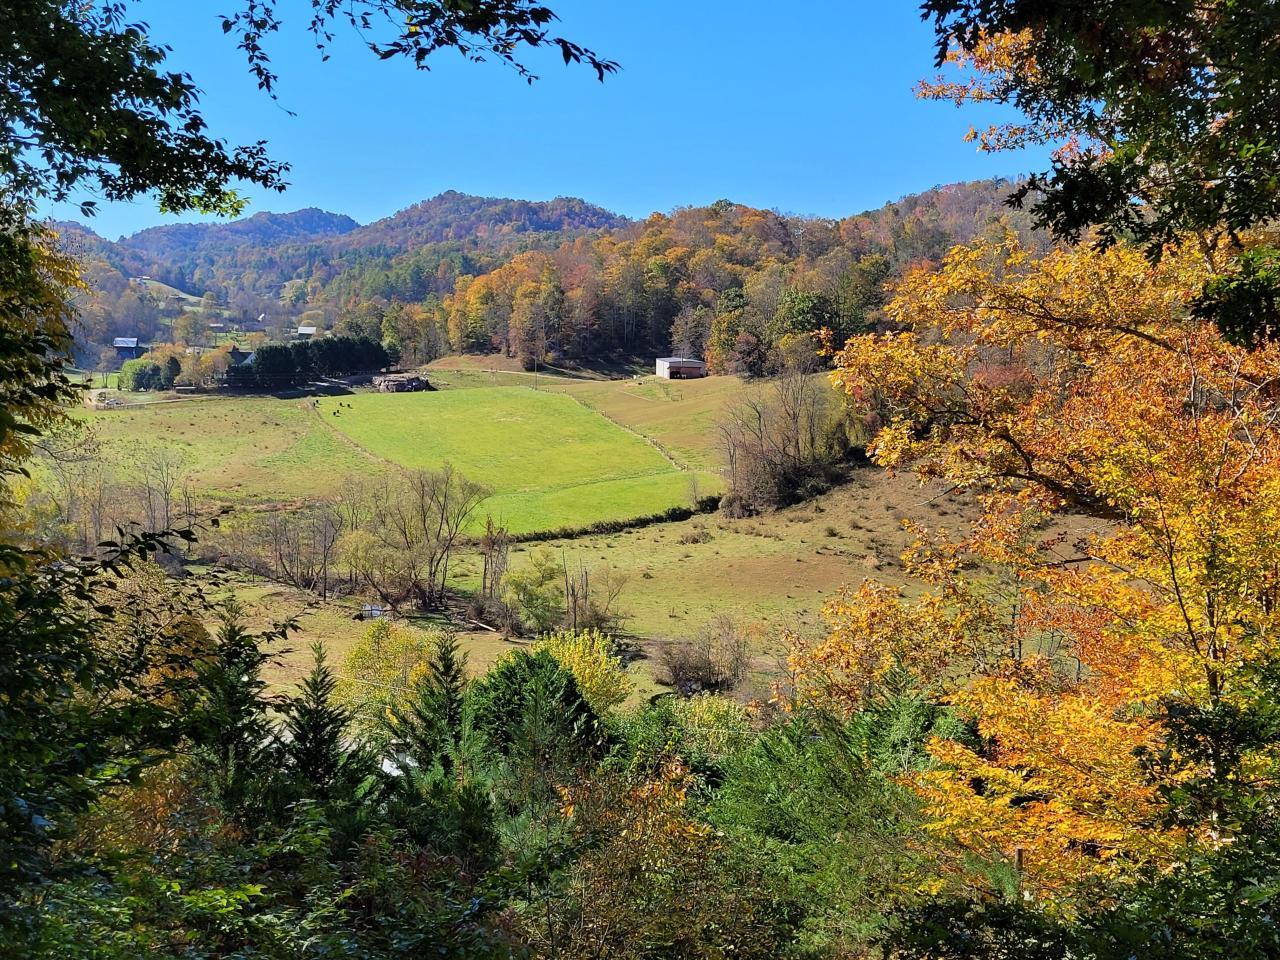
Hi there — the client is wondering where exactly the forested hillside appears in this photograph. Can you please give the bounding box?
[432,179,1045,368]
[59,179,1042,368]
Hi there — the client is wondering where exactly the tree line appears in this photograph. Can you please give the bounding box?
[64,180,1046,373]
[332,179,1047,372]
[226,335,390,388]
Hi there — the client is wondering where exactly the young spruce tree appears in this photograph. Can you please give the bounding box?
[284,641,352,799]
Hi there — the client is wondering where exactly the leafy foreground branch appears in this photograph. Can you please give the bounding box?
[802,232,1280,956]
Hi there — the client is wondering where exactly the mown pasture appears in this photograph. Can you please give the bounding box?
[78,378,724,533]
[76,369,985,700]
[323,387,720,533]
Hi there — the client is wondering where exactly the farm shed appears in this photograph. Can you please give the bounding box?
[113,337,146,361]
[655,357,707,379]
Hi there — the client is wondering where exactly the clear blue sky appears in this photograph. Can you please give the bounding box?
[45,1,1048,240]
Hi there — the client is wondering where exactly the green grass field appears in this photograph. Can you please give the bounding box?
[80,379,726,533]
[135,277,236,319]
[442,466,1008,698]
[67,368,120,390]
[322,388,718,533]
[209,465,996,700]
[550,375,748,471]
[80,397,393,502]
[427,362,750,472]
[215,573,525,691]
[75,367,1033,697]
[135,277,200,304]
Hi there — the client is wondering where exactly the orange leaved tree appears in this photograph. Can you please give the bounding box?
[796,236,1280,904]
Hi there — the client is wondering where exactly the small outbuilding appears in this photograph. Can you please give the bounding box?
[359,603,388,620]
[655,356,707,379]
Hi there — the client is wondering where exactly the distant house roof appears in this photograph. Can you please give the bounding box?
[113,337,139,348]
[656,357,704,364]
[296,325,318,336]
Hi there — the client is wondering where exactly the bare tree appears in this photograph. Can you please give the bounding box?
[136,446,189,533]
[479,515,511,601]
[562,555,629,634]
[36,425,127,552]
[354,464,489,611]
[257,503,345,598]
[340,527,408,611]
[414,464,489,606]
[661,615,750,696]
[718,365,841,515]
[312,504,343,600]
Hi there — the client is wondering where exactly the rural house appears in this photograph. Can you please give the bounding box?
[113,337,146,361]
[655,356,707,379]
[227,345,252,366]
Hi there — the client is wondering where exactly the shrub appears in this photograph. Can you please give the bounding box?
[335,619,442,736]
[503,547,563,633]
[119,358,163,391]
[661,614,751,695]
[162,354,181,388]
[677,524,712,545]
[512,496,721,544]
[671,693,753,760]
[533,628,632,715]
[718,366,857,514]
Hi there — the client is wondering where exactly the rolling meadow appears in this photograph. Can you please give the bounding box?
[70,363,970,697]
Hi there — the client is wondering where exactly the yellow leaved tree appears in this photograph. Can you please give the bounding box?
[533,628,633,715]
[794,235,1280,904]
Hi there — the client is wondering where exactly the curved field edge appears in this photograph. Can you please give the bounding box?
[75,384,721,534]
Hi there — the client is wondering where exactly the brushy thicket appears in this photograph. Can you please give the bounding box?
[511,495,723,543]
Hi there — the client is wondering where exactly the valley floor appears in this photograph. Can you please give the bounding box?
[73,361,1059,698]
[239,466,995,702]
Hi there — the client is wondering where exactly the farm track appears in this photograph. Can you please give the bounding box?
[85,393,226,411]
[560,391,691,473]
[307,402,406,475]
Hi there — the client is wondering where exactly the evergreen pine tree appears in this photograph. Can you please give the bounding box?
[190,601,282,826]
[387,632,469,773]
[284,641,351,798]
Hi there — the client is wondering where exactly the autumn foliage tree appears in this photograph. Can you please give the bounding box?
[531,760,791,960]
[791,234,1280,905]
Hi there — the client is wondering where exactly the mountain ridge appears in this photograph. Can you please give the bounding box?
[62,190,627,247]
[58,179,1040,367]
